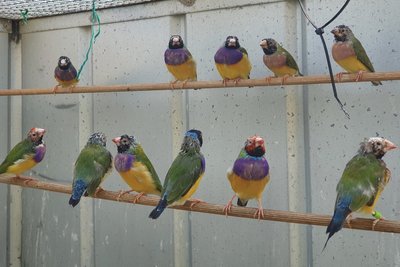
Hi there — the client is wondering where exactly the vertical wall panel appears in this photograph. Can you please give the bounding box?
[0,30,9,267]
[187,2,297,267]
[92,17,175,267]
[21,29,81,267]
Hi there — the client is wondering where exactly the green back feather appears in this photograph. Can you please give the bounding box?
[73,143,112,196]
[0,139,35,174]
[163,150,204,204]
[239,46,248,56]
[131,144,162,192]
[277,44,302,75]
[237,148,247,159]
[350,36,375,72]
[336,154,386,212]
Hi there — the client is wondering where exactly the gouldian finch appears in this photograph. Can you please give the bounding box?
[331,25,382,86]
[164,35,197,87]
[0,128,46,177]
[149,129,205,219]
[214,36,252,85]
[324,137,396,250]
[69,132,113,207]
[259,38,302,81]
[223,135,270,220]
[112,134,162,203]
[54,56,78,91]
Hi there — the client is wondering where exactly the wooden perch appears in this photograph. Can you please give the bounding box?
[0,175,399,234]
[0,71,398,96]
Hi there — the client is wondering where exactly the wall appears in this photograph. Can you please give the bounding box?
[0,19,9,267]
[0,0,399,266]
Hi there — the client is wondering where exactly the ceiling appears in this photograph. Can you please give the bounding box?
[0,0,157,20]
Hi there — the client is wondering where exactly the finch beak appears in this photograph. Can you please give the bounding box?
[112,137,121,145]
[172,37,180,45]
[331,29,339,35]
[254,136,264,147]
[228,39,236,47]
[259,39,267,48]
[35,128,46,137]
[384,140,397,151]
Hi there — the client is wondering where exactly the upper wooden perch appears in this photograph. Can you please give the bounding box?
[0,71,398,96]
[0,175,399,234]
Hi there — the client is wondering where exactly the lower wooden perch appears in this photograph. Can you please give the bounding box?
[1,175,399,234]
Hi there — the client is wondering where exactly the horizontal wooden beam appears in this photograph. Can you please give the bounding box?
[0,175,398,234]
[0,71,397,96]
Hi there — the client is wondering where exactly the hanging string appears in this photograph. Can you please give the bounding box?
[76,0,101,80]
[297,0,351,119]
[20,9,29,24]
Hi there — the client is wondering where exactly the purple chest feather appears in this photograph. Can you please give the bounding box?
[114,153,134,172]
[34,145,46,163]
[232,157,269,180]
[55,67,77,81]
[164,48,190,65]
[200,155,206,173]
[214,47,243,65]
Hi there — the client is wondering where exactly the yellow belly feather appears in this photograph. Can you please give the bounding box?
[270,66,298,77]
[166,58,197,81]
[172,173,204,206]
[7,157,37,175]
[56,77,78,87]
[336,56,370,73]
[216,56,252,80]
[227,171,270,201]
[358,188,384,215]
[119,162,161,196]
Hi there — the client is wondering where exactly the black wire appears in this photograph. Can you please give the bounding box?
[321,1,351,29]
[298,0,351,119]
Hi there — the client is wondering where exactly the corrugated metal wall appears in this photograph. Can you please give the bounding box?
[0,0,400,266]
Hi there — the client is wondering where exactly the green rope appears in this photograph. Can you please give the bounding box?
[77,0,101,80]
[20,9,29,24]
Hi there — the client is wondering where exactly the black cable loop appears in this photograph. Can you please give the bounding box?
[298,0,351,119]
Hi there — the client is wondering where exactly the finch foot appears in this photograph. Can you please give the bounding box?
[180,79,192,89]
[187,198,204,209]
[132,192,145,204]
[253,208,264,220]
[345,214,353,229]
[94,187,104,197]
[67,85,76,93]
[223,194,236,217]
[280,75,290,86]
[372,211,385,231]
[233,78,242,85]
[116,189,134,201]
[355,70,365,82]
[222,78,230,87]
[170,80,178,89]
[265,76,273,86]
[14,176,36,185]
[335,72,348,83]
[53,85,60,94]
[254,199,265,220]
